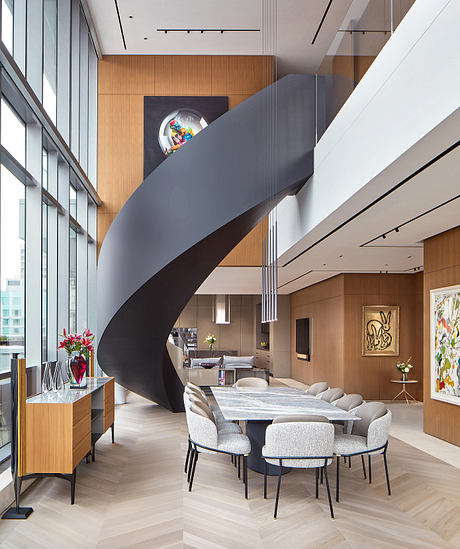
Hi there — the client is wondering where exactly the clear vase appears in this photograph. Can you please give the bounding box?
[41,362,53,393]
[53,361,65,391]
[402,373,408,382]
[67,353,88,389]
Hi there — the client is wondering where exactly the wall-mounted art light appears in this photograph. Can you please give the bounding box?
[213,295,230,325]
[157,28,260,35]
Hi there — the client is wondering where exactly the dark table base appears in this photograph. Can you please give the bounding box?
[246,420,291,476]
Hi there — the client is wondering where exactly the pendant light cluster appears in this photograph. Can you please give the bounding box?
[262,210,278,323]
[261,0,278,324]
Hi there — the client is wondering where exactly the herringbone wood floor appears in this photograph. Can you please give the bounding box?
[1,388,459,549]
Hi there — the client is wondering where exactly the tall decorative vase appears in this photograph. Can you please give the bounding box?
[67,352,87,388]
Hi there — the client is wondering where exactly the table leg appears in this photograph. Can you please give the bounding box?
[245,421,290,476]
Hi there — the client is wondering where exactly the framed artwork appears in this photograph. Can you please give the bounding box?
[143,96,228,178]
[362,305,400,356]
[430,285,460,406]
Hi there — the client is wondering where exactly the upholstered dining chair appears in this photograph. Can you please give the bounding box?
[233,377,268,390]
[305,382,329,396]
[320,388,344,403]
[185,404,251,498]
[334,393,363,412]
[333,402,392,502]
[262,420,335,519]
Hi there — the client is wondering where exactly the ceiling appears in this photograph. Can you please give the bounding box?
[197,108,460,295]
[86,0,353,75]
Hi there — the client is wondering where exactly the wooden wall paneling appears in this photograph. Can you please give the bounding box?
[227,95,252,109]
[211,56,274,95]
[290,275,345,388]
[154,56,212,96]
[98,55,156,95]
[220,217,268,266]
[423,226,460,446]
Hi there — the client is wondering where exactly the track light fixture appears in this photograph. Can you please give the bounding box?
[158,28,260,34]
[395,227,399,232]
[382,234,386,239]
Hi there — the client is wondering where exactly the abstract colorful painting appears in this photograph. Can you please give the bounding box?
[431,285,460,405]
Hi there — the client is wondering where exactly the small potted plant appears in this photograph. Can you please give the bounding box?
[204,334,217,352]
[396,356,413,382]
[58,328,94,388]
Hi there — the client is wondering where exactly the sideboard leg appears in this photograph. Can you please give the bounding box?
[70,469,76,504]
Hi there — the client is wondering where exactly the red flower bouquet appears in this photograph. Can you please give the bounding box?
[58,329,95,388]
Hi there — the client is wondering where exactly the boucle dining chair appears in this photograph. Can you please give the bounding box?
[234,377,268,390]
[334,393,363,412]
[333,402,391,502]
[305,381,329,396]
[320,388,344,403]
[185,404,251,498]
[262,421,335,519]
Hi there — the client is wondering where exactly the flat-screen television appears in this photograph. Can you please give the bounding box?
[296,317,310,361]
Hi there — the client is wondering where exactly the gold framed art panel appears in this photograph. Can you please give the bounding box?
[362,305,400,356]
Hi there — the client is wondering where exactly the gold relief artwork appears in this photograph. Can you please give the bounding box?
[362,306,400,356]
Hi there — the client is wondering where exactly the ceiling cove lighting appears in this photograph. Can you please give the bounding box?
[157,28,260,34]
[213,295,231,325]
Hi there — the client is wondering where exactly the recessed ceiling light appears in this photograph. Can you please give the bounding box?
[129,15,133,19]
[144,37,148,40]
[339,255,343,258]
[408,255,412,259]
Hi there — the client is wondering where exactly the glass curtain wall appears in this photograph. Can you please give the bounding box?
[0,0,99,468]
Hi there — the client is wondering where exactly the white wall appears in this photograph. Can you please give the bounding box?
[278,0,460,260]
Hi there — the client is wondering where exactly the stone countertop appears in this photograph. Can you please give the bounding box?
[27,377,112,404]
[211,386,359,422]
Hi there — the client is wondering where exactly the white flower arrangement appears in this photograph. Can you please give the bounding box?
[204,334,216,347]
[396,356,413,374]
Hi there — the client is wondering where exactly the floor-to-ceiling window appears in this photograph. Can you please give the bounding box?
[0,0,99,470]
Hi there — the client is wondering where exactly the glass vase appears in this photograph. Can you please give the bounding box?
[67,353,87,389]
[401,373,408,382]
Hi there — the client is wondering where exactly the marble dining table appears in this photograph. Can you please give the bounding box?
[211,386,359,475]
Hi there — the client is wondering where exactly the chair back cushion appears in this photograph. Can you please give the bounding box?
[306,382,328,396]
[223,355,254,367]
[186,405,218,449]
[273,414,329,424]
[334,394,363,411]
[188,394,215,422]
[320,388,344,403]
[367,410,392,451]
[352,402,387,437]
[234,377,268,390]
[263,422,334,468]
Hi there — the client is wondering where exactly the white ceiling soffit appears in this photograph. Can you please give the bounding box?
[86,0,353,75]
[198,110,460,295]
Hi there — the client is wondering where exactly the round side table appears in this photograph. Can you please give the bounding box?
[390,379,418,404]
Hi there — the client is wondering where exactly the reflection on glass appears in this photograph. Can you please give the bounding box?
[1,0,14,55]
[69,184,77,219]
[0,165,25,374]
[316,0,415,139]
[42,149,48,190]
[1,98,26,166]
[43,0,57,123]
[69,227,77,333]
[42,202,48,361]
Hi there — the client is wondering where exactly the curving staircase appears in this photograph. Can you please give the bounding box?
[97,74,316,412]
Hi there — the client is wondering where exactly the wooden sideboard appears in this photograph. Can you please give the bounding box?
[23,377,115,503]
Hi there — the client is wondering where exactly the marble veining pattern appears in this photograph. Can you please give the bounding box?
[211,386,358,421]
[27,377,111,404]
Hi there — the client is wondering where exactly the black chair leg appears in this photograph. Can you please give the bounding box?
[336,456,340,502]
[189,450,198,492]
[348,456,352,468]
[320,467,323,484]
[184,440,191,474]
[323,466,334,519]
[243,456,248,499]
[238,455,241,479]
[111,423,115,443]
[383,451,391,495]
[187,448,195,483]
[368,455,372,484]
[92,443,95,462]
[315,468,319,499]
[274,462,282,519]
[264,461,267,499]
[361,455,367,479]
